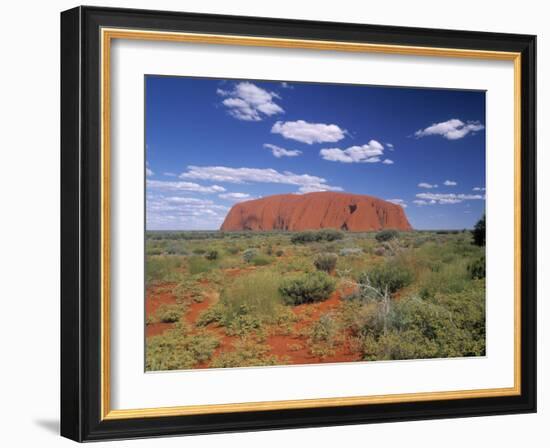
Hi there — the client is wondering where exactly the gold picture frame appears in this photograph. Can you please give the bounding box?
[61,6,536,441]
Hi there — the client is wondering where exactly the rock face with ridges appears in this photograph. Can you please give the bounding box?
[220,192,412,232]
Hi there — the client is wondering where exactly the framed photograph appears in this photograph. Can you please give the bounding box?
[61,6,536,442]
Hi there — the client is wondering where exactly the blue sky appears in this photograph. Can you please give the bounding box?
[145,76,486,230]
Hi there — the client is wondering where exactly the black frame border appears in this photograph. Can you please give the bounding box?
[61,6,536,442]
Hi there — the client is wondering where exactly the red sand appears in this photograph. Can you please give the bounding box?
[265,287,362,365]
[145,277,363,367]
[145,284,178,337]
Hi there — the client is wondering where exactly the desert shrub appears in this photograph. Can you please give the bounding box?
[145,328,219,371]
[204,249,219,260]
[375,229,399,242]
[265,245,273,256]
[342,300,386,338]
[156,304,184,323]
[187,256,214,275]
[336,255,370,281]
[275,255,313,274]
[307,313,342,358]
[275,249,284,257]
[165,242,187,256]
[291,231,318,244]
[317,229,345,241]
[339,247,363,257]
[172,277,203,303]
[242,248,258,263]
[359,262,413,295]
[210,337,281,368]
[291,229,344,244]
[188,331,221,363]
[146,247,163,256]
[146,256,182,286]
[225,246,240,255]
[250,255,273,266]
[468,255,486,279]
[313,253,338,273]
[418,259,469,296]
[192,248,206,255]
[358,277,486,362]
[198,271,284,336]
[472,214,486,246]
[279,271,336,305]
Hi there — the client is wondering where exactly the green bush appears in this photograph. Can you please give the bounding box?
[156,304,184,323]
[359,262,413,295]
[146,256,182,286]
[187,256,214,275]
[291,229,344,244]
[242,248,258,263]
[307,313,341,358]
[361,290,485,361]
[472,214,486,246]
[225,246,240,255]
[317,229,345,241]
[356,274,486,362]
[279,271,336,305]
[468,255,486,279]
[210,338,280,368]
[313,253,338,273]
[418,259,469,296]
[275,249,284,257]
[339,247,363,257]
[146,328,219,371]
[204,249,219,260]
[198,271,286,336]
[165,242,187,255]
[172,277,203,302]
[375,229,398,242]
[250,255,273,266]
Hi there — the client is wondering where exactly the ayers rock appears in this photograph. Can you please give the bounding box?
[220,191,412,232]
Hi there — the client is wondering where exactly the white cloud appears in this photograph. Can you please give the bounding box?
[386,143,394,150]
[264,143,302,158]
[416,192,485,205]
[217,82,284,121]
[218,192,252,202]
[146,195,229,230]
[473,186,486,191]
[272,120,346,144]
[180,165,342,194]
[146,161,154,177]
[163,172,177,177]
[297,183,343,194]
[444,180,457,186]
[320,140,385,163]
[415,118,485,140]
[164,196,214,204]
[382,159,394,165]
[147,179,226,194]
[280,82,293,89]
[387,198,407,208]
[418,182,438,189]
[413,199,428,206]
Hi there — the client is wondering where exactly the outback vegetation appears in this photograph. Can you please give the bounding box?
[145,219,486,371]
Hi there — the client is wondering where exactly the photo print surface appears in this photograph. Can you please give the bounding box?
[144,76,486,372]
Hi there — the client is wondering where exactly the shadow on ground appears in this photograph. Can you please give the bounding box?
[34,419,59,435]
